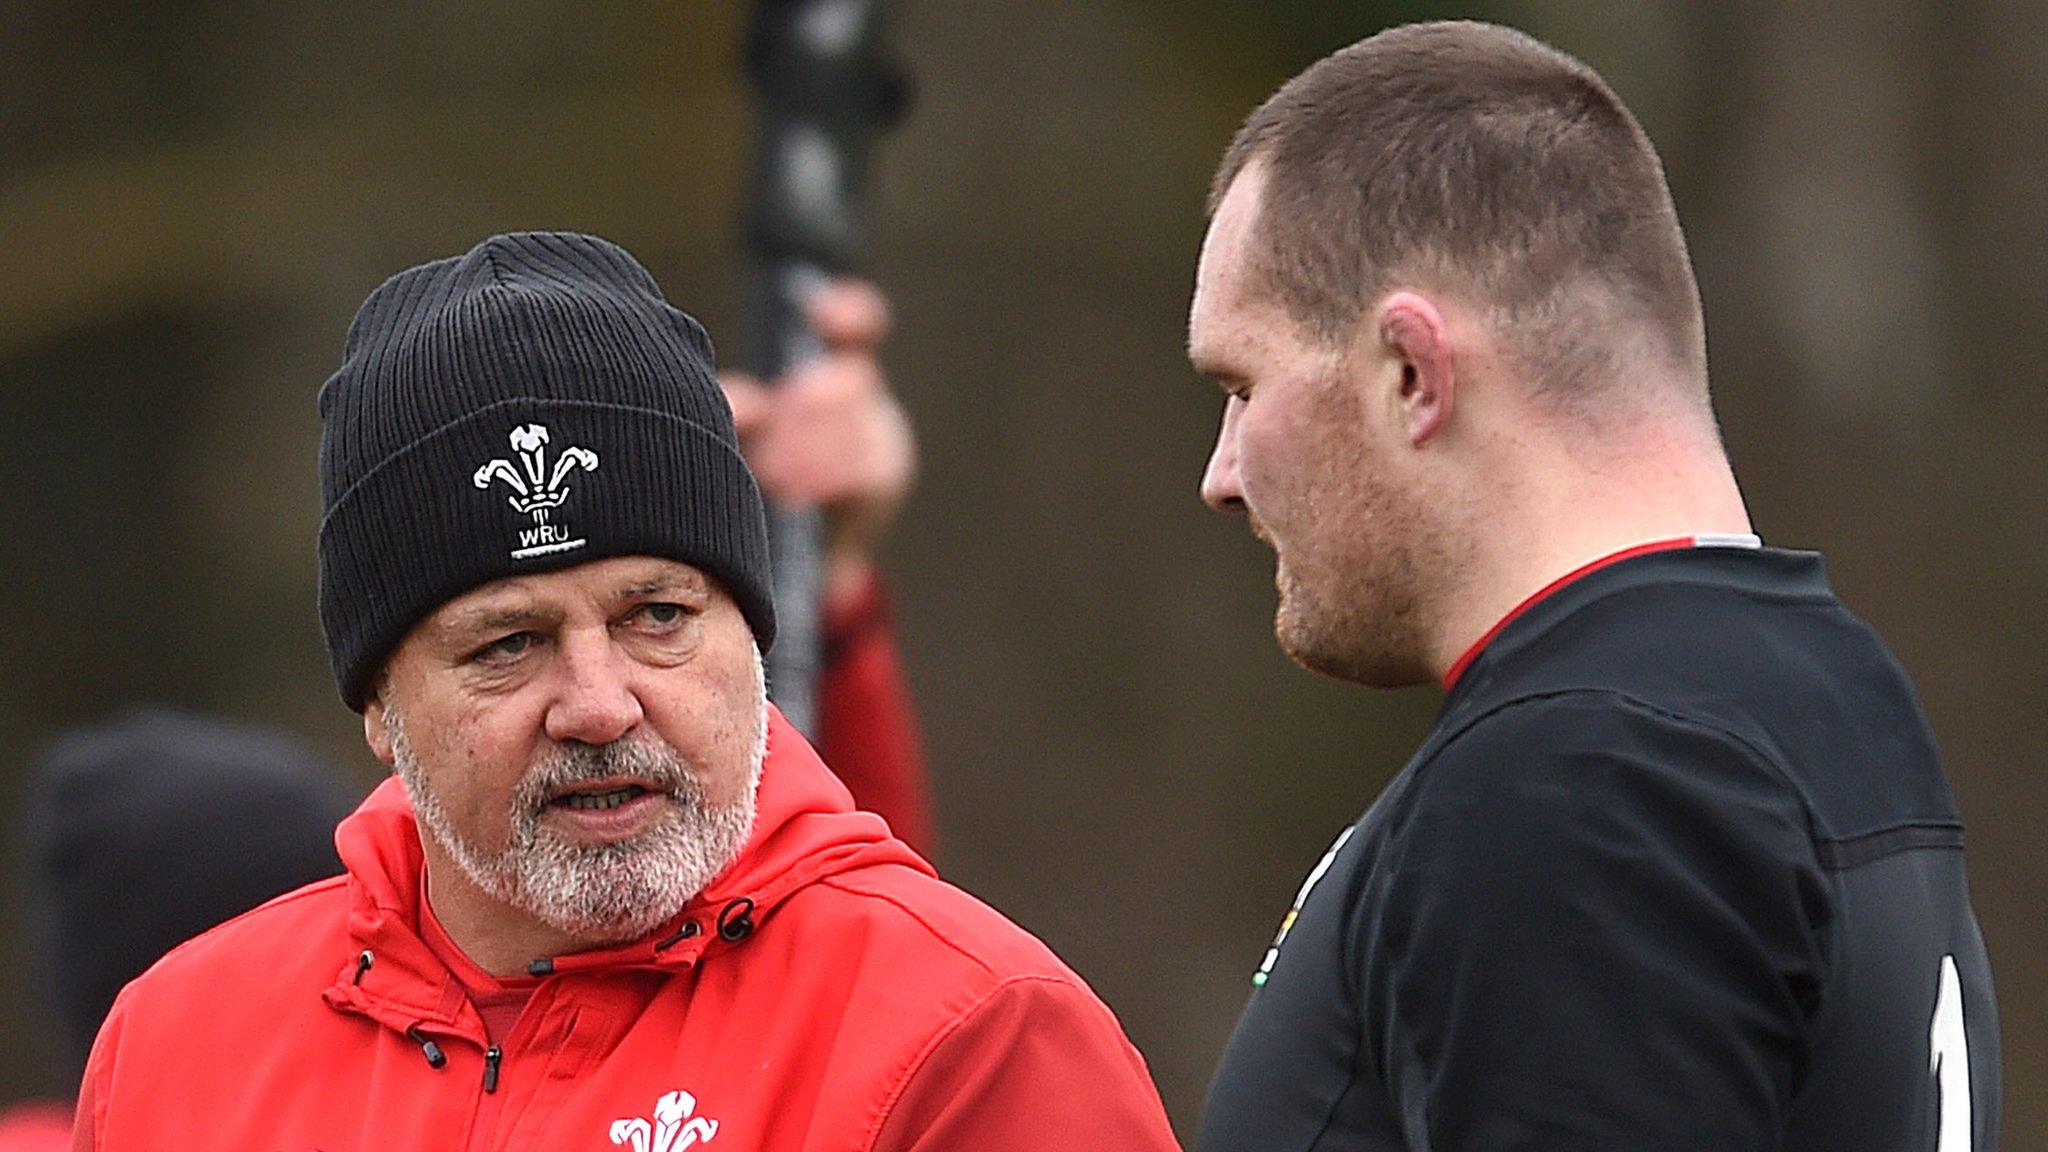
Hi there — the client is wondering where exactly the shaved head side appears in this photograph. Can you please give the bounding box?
[1212,21,1708,411]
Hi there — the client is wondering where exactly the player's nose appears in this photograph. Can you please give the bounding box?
[1201,398,1246,513]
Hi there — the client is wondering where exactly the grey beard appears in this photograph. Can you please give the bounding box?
[387,673,765,947]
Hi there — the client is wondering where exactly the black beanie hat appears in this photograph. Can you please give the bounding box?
[318,231,775,710]
[19,707,360,1070]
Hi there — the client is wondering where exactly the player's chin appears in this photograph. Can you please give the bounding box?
[1274,597,1342,674]
[1276,598,1428,689]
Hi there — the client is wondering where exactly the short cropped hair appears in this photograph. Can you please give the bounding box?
[1213,21,1707,399]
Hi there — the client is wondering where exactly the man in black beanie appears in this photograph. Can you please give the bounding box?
[73,232,1179,1151]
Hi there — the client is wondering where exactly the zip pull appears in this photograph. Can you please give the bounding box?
[483,1045,502,1094]
[405,1025,447,1070]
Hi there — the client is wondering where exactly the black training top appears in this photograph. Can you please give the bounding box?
[1196,546,2001,1152]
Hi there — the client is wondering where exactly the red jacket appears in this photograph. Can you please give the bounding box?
[75,710,1179,1151]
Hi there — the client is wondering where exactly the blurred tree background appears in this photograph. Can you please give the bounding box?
[0,1,2038,1143]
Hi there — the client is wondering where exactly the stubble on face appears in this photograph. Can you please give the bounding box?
[1270,530,1433,689]
[1250,365,1447,690]
[387,654,768,947]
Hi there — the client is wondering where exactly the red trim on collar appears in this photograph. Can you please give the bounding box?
[1441,537,1698,690]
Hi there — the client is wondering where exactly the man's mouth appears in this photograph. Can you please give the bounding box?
[554,786,646,811]
[545,780,665,812]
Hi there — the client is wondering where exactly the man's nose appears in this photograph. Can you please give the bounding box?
[545,632,645,746]
[1200,398,1246,513]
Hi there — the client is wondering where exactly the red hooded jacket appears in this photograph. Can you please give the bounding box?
[75,711,1179,1150]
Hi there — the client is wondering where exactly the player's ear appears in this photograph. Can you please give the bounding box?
[362,676,397,768]
[1374,291,1454,447]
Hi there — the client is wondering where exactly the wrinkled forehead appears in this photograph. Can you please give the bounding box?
[424,555,721,634]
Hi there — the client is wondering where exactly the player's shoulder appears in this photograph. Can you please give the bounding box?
[1397,689,1812,862]
[1457,549,1952,838]
[1429,687,1791,785]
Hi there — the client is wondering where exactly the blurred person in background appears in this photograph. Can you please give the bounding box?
[720,279,935,859]
[0,708,358,1152]
[1186,21,1999,1152]
[72,232,1178,1150]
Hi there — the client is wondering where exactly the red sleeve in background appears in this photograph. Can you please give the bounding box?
[817,571,938,861]
[0,1099,73,1152]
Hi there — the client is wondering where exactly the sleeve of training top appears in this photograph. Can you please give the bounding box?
[869,975,1182,1152]
[1365,693,1832,1152]
[818,571,937,859]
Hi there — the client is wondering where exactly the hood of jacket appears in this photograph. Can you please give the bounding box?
[321,706,931,1036]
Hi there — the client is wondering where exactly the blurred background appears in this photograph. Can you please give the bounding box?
[0,0,2039,1143]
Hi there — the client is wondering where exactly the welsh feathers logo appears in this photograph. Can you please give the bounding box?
[472,423,599,559]
[609,1089,719,1151]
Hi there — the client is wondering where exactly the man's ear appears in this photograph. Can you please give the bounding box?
[1375,291,1455,446]
[362,686,396,768]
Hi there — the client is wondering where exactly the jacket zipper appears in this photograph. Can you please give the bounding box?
[468,1041,510,1152]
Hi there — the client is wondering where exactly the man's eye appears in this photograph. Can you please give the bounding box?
[474,632,534,663]
[637,603,690,627]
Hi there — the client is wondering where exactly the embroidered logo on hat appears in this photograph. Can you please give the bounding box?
[471,423,601,559]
